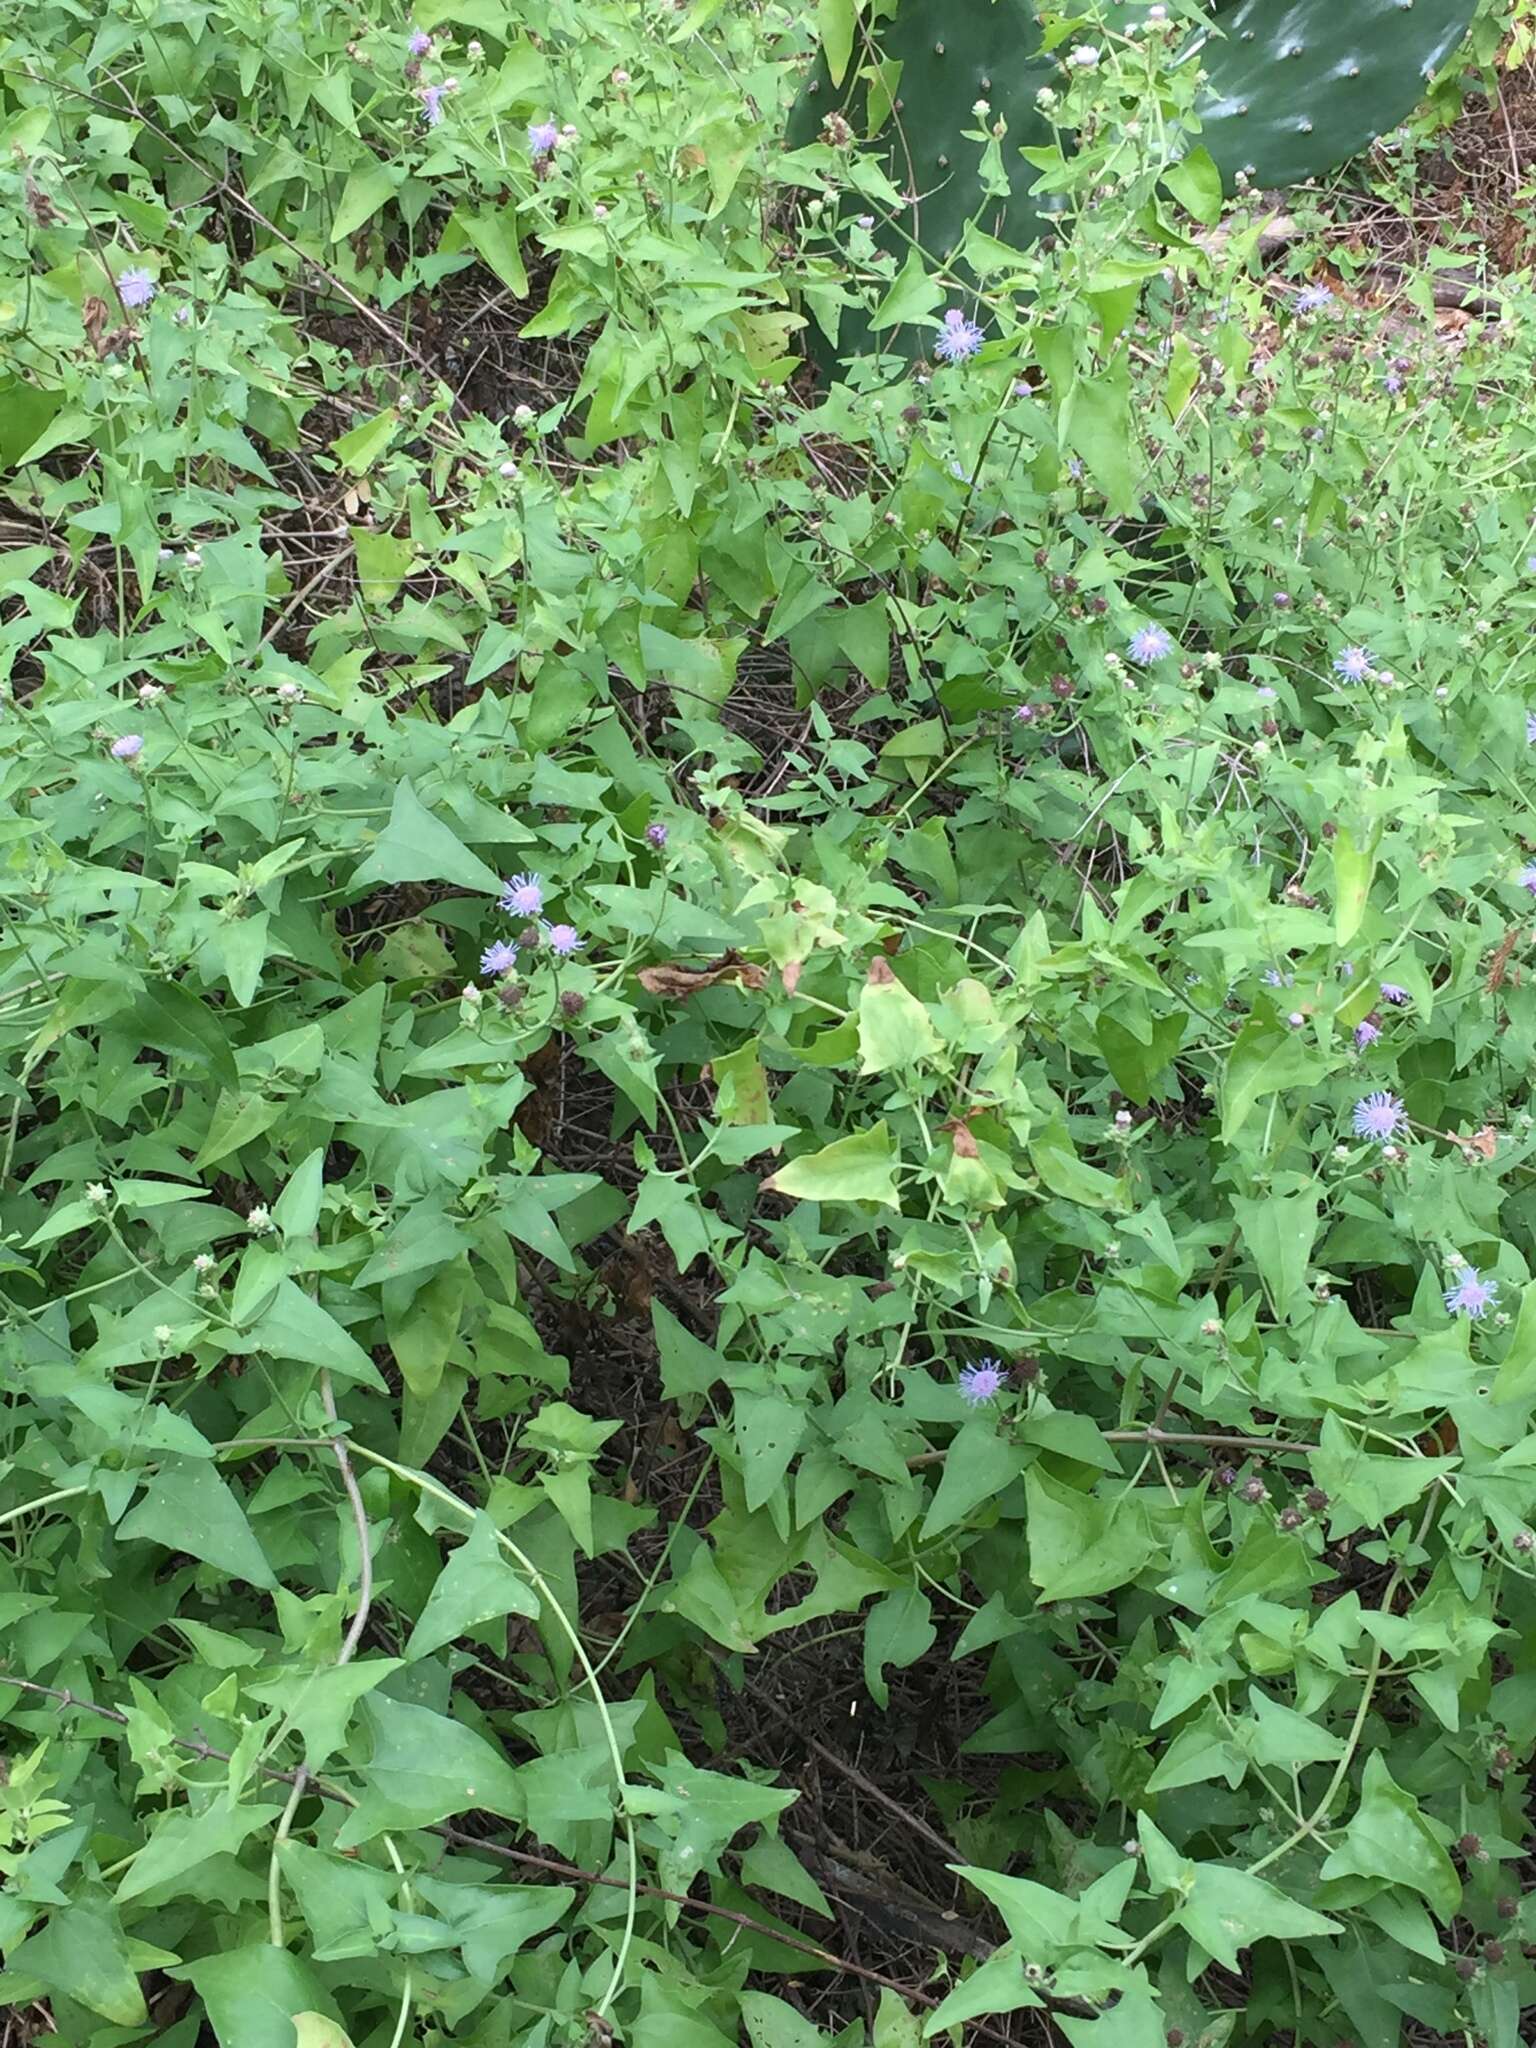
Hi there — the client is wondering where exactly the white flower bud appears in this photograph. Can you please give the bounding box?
[86,1182,109,1205]
[246,1203,271,1233]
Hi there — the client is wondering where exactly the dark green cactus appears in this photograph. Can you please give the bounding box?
[789,0,1477,364]
[1197,0,1478,190]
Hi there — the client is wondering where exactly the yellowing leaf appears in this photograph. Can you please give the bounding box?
[763,1122,899,1208]
[857,957,939,1074]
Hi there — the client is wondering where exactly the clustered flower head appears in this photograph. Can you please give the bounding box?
[1293,283,1334,314]
[1354,1017,1380,1050]
[544,921,584,958]
[645,821,669,849]
[933,307,985,365]
[528,119,559,159]
[1444,1266,1499,1319]
[1352,1091,1405,1143]
[1379,982,1410,1006]
[1526,710,1536,746]
[407,27,431,54]
[500,871,544,917]
[420,83,445,125]
[958,1357,1007,1405]
[110,733,144,760]
[1332,644,1374,682]
[1127,625,1172,666]
[117,267,156,309]
[480,939,518,977]
[1519,863,1536,898]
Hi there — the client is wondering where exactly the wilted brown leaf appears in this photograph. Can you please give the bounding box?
[637,951,766,1000]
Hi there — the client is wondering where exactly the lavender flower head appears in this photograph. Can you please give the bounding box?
[933,307,985,365]
[1526,710,1536,745]
[1354,1018,1380,1050]
[1382,372,1403,396]
[1014,703,1038,724]
[500,872,544,917]
[407,27,431,54]
[544,921,584,958]
[110,733,144,760]
[1333,645,1374,682]
[117,268,156,310]
[1128,625,1172,666]
[480,939,519,977]
[1444,1267,1499,1320]
[1293,283,1334,314]
[528,120,559,159]
[420,83,445,125]
[1379,982,1410,1006]
[958,1357,1007,1405]
[1352,1091,1405,1142]
[1520,863,1536,898]
[645,821,669,849]
[1263,967,1293,988]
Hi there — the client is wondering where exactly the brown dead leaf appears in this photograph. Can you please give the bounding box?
[82,295,135,360]
[637,951,766,1000]
[781,959,802,996]
[866,956,895,986]
[1460,1125,1499,1162]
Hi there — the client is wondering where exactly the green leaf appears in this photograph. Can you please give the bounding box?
[332,408,399,474]
[734,1391,807,1513]
[1332,825,1377,946]
[126,980,240,1088]
[870,248,942,332]
[411,1872,574,1982]
[1219,1017,1323,1145]
[117,1454,276,1587]
[874,1989,923,2048]
[1176,1861,1339,1970]
[455,203,529,295]
[117,1795,283,1903]
[182,1945,338,2048]
[1493,1281,1536,1403]
[1063,355,1138,516]
[406,1512,540,1658]
[352,526,416,606]
[6,1903,149,2025]
[246,1277,386,1389]
[247,1660,403,1770]
[1024,1468,1153,1600]
[920,1420,1019,1539]
[1232,1188,1319,1313]
[742,1991,831,2048]
[762,1122,900,1208]
[858,958,940,1075]
[330,161,403,241]
[863,1586,936,1708]
[1320,1752,1461,1917]
[352,779,505,895]
[817,0,857,85]
[1162,145,1223,225]
[334,1694,528,1845]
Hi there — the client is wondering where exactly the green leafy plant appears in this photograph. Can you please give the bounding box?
[3,0,1536,2044]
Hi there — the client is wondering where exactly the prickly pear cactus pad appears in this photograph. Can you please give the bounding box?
[786,0,1059,359]
[1194,0,1479,189]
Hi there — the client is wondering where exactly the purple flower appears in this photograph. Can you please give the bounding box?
[1263,967,1293,988]
[1519,864,1536,897]
[500,872,544,917]
[1294,283,1334,314]
[480,939,519,977]
[117,268,156,309]
[1379,983,1410,1006]
[1333,645,1374,682]
[1526,710,1536,745]
[1254,685,1277,701]
[420,84,445,125]
[544,922,584,958]
[1338,960,1355,980]
[958,1358,1006,1405]
[1128,625,1172,665]
[1382,372,1403,396]
[528,120,559,158]
[645,821,669,849]
[110,733,144,760]
[1014,703,1037,724]
[407,27,431,53]
[1445,1267,1499,1320]
[933,308,985,365]
[1352,1091,1405,1142]
[1354,1019,1380,1049]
